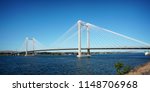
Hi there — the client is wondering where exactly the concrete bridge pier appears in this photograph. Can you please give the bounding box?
[87,48,90,56]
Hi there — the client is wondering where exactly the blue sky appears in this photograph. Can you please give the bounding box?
[0,0,150,50]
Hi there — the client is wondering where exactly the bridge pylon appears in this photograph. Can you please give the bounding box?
[25,37,35,56]
[77,20,91,58]
[86,23,90,56]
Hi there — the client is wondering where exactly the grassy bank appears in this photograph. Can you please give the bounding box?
[127,61,150,75]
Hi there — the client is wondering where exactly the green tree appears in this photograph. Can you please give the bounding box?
[115,62,124,75]
[114,62,131,75]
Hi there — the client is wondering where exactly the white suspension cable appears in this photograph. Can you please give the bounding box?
[90,24,150,47]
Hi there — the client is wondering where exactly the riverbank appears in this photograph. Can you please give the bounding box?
[127,61,150,75]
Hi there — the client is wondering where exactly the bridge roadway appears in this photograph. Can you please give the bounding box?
[31,47,150,52]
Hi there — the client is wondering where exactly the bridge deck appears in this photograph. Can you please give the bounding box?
[32,47,150,52]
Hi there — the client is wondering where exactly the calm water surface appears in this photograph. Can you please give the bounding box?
[0,53,150,75]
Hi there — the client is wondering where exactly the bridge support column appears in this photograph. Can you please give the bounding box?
[32,37,35,55]
[77,20,91,57]
[87,48,90,56]
[77,20,82,57]
[25,37,28,56]
[25,37,35,56]
[86,23,90,56]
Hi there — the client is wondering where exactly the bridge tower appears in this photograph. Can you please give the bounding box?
[25,37,28,56]
[77,20,91,57]
[25,37,35,56]
[77,20,82,57]
[86,23,90,56]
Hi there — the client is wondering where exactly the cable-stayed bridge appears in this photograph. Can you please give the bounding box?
[19,20,150,57]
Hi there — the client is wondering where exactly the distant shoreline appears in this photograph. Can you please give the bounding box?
[0,51,145,56]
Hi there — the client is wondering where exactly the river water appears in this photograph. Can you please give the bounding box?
[0,53,150,75]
